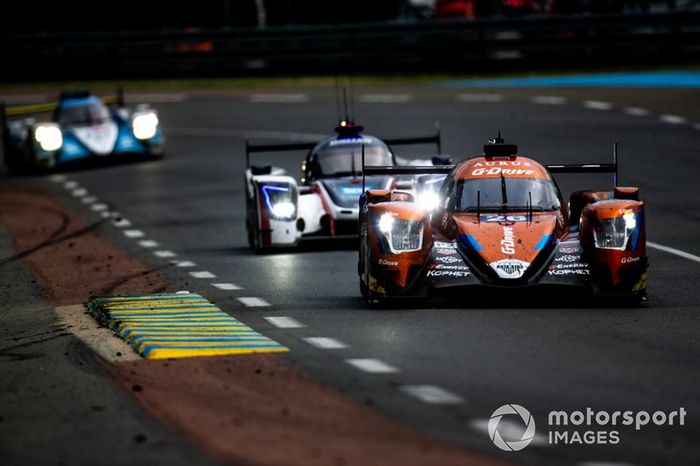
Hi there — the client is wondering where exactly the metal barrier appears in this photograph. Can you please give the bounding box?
[1,12,699,80]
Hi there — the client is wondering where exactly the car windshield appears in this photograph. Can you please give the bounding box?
[450,177,560,212]
[314,142,392,178]
[58,103,110,126]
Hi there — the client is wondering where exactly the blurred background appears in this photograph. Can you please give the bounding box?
[1,0,699,81]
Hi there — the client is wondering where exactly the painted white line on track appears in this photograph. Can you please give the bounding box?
[81,196,97,204]
[694,123,700,130]
[153,250,177,258]
[399,385,464,405]
[456,93,504,103]
[172,260,196,267]
[71,188,88,197]
[211,283,242,291]
[531,96,567,105]
[50,174,66,182]
[112,218,131,227]
[490,50,522,60]
[91,203,109,211]
[624,107,651,116]
[264,316,305,329]
[167,127,327,142]
[346,358,399,374]
[123,229,145,238]
[189,271,216,279]
[468,418,549,447]
[359,94,412,104]
[577,462,640,466]
[100,211,112,218]
[659,114,687,125]
[583,100,612,110]
[64,181,79,189]
[237,297,270,307]
[250,93,309,103]
[303,337,348,349]
[138,240,160,248]
[648,241,700,263]
[493,30,522,40]
[127,93,187,103]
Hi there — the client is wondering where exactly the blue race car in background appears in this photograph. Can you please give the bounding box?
[1,89,164,172]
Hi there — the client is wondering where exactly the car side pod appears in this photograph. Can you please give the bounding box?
[360,198,431,300]
[579,187,647,294]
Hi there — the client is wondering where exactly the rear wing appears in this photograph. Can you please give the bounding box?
[245,127,442,168]
[361,142,621,190]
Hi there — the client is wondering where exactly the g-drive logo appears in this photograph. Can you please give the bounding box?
[488,404,686,451]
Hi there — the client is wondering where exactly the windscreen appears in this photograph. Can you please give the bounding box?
[450,177,560,212]
[314,142,392,178]
[58,103,111,126]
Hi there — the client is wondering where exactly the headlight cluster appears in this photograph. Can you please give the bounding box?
[262,185,296,220]
[593,212,637,250]
[132,111,159,140]
[377,213,423,253]
[34,124,63,151]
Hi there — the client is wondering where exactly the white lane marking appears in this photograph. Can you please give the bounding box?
[250,93,309,103]
[0,94,47,104]
[100,211,112,218]
[583,100,613,110]
[346,358,399,374]
[123,229,145,238]
[71,188,88,197]
[648,241,700,263]
[624,107,651,116]
[359,94,412,104]
[399,385,464,405]
[138,239,160,248]
[531,95,567,105]
[154,250,177,258]
[112,217,131,227]
[694,123,700,130]
[237,297,270,307]
[493,30,522,40]
[189,271,216,279]
[81,196,97,204]
[167,127,326,142]
[490,50,522,60]
[175,290,191,295]
[264,316,305,328]
[172,260,196,267]
[64,181,79,189]
[659,114,687,125]
[211,283,242,291]
[468,418,549,447]
[456,93,504,103]
[577,462,640,466]
[127,93,187,103]
[303,337,348,349]
[91,203,109,211]
[50,174,66,182]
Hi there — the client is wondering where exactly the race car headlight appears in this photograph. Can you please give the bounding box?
[262,185,296,220]
[417,191,441,211]
[132,111,159,140]
[34,124,63,152]
[377,214,423,253]
[593,212,637,250]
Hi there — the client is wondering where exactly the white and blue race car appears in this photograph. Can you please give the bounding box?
[1,89,164,172]
[244,121,449,252]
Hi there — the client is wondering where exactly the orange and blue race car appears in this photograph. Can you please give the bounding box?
[358,135,648,304]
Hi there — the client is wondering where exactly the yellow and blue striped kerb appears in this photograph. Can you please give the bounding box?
[85,293,287,359]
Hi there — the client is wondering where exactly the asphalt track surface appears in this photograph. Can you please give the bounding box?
[4,84,700,465]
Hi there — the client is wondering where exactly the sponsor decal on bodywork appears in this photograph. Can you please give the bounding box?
[435,255,461,264]
[490,259,530,279]
[480,214,529,223]
[436,248,457,255]
[501,226,516,255]
[548,269,590,276]
[427,270,471,278]
[555,254,580,263]
[377,258,398,267]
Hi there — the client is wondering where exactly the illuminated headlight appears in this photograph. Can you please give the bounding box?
[34,124,63,151]
[376,214,423,253]
[262,184,296,220]
[271,201,295,219]
[417,191,441,211]
[132,111,159,140]
[593,212,637,250]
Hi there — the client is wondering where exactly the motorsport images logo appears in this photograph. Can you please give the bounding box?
[487,404,687,451]
[488,404,536,451]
